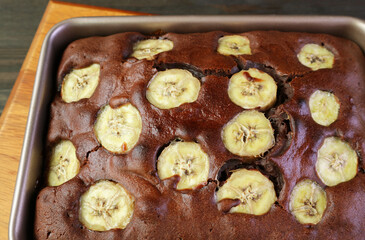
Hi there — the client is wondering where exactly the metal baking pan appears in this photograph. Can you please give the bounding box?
[9,15,365,240]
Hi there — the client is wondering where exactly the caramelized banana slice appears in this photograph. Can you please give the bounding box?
[228,68,277,110]
[157,141,209,190]
[131,39,173,60]
[146,69,201,109]
[48,140,80,186]
[297,44,334,71]
[216,169,277,215]
[217,35,252,56]
[61,63,100,103]
[316,137,358,186]
[94,103,142,154]
[309,90,340,126]
[289,179,327,225]
[79,180,135,231]
[222,110,275,157]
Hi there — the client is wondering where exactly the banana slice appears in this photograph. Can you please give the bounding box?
[228,68,277,110]
[217,35,252,56]
[316,137,358,187]
[146,69,201,109]
[131,39,174,60]
[157,141,209,190]
[79,180,135,231]
[94,103,142,154]
[216,169,276,215]
[222,110,275,157]
[47,140,80,187]
[289,179,327,225]
[297,44,334,71]
[61,63,100,103]
[309,90,340,126]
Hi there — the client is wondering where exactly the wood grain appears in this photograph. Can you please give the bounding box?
[0,1,143,238]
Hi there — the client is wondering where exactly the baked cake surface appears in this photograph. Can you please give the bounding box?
[35,31,365,239]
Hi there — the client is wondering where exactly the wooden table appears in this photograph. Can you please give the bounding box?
[0,1,144,238]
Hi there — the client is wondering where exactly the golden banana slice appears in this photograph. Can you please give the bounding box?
[228,68,277,110]
[217,35,252,56]
[316,137,358,187]
[146,69,201,109]
[309,90,340,126]
[61,63,100,103]
[157,141,209,190]
[79,180,135,231]
[297,44,334,71]
[216,169,276,215]
[94,103,142,154]
[289,179,327,225]
[48,140,80,187]
[222,110,275,157]
[131,39,174,60]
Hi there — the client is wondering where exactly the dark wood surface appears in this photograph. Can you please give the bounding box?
[0,0,365,116]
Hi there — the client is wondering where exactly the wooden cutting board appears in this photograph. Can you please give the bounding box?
[0,1,146,238]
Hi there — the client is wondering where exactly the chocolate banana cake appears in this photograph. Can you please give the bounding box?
[35,31,365,239]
